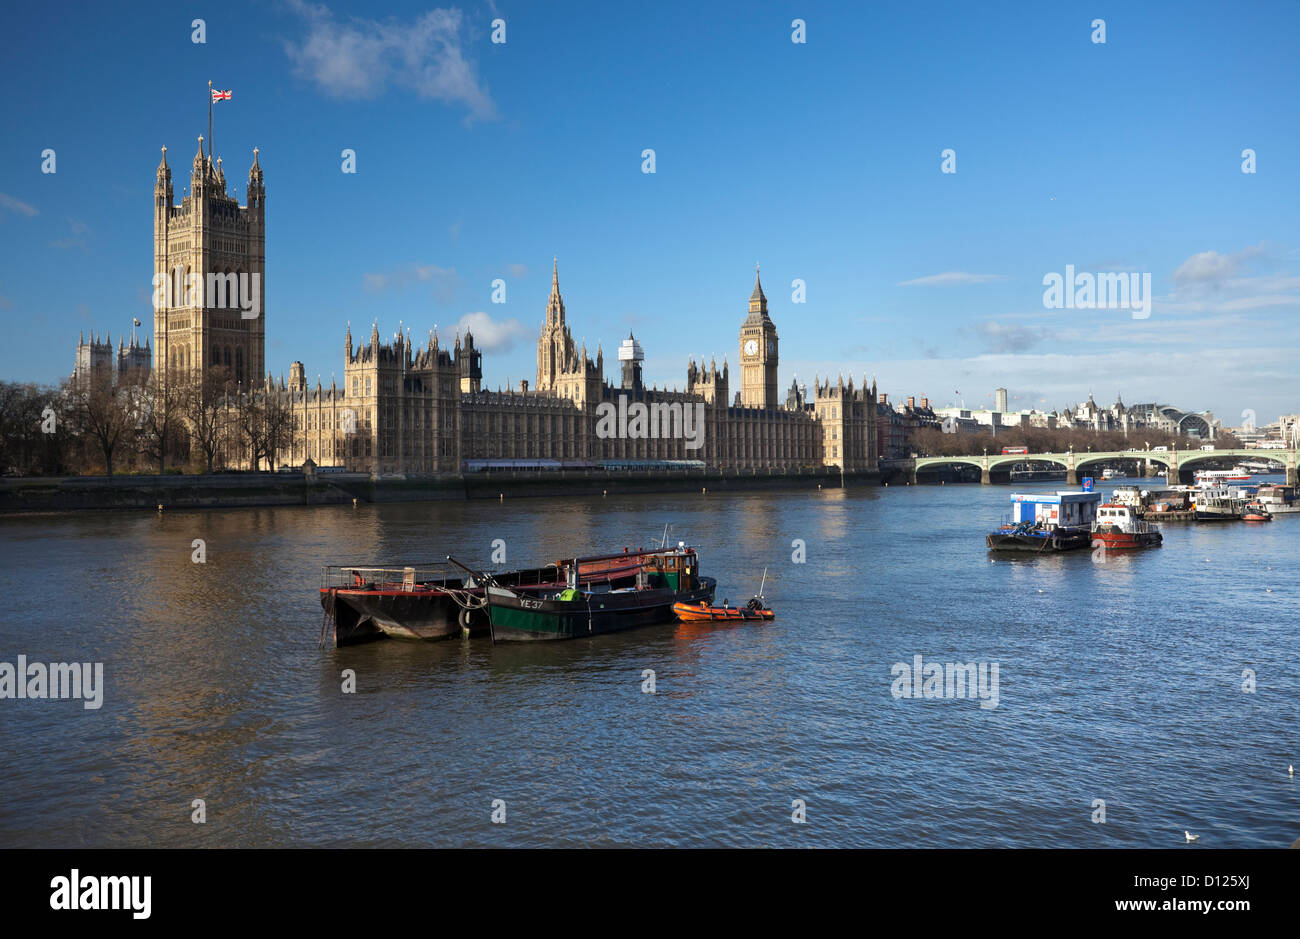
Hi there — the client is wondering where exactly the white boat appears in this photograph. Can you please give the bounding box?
[1255,484,1300,514]
[1101,468,1118,480]
[1195,468,1251,485]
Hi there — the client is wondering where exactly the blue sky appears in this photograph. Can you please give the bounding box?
[2,0,1298,423]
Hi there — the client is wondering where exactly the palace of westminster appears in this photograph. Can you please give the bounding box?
[73,136,879,474]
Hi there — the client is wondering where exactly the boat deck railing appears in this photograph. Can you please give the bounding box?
[321,563,462,591]
[322,561,573,592]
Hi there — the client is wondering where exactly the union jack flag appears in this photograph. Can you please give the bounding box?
[211,89,232,102]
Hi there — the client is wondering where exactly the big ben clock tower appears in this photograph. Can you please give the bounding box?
[739,265,778,408]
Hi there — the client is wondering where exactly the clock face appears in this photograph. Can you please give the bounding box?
[744,339,758,356]
[767,339,776,356]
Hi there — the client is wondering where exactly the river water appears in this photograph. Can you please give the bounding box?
[1,477,1297,847]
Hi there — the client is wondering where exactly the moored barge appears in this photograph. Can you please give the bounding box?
[485,544,715,641]
[986,490,1101,552]
[320,549,678,646]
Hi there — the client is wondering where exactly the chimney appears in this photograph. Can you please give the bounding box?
[907,396,915,408]
[921,397,929,409]
[879,393,888,405]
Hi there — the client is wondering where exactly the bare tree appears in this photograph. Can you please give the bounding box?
[136,370,185,474]
[183,367,235,473]
[262,393,296,471]
[66,373,135,476]
[239,392,296,471]
[0,381,70,475]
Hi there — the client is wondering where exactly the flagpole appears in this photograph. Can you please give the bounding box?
[208,80,213,160]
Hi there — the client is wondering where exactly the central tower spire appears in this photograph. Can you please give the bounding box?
[546,256,565,326]
[748,263,768,316]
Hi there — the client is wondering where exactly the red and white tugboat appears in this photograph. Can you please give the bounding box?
[1091,502,1163,549]
[1243,501,1273,522]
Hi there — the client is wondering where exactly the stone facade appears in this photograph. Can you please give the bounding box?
[153,137,265,392]
[266,264,873,474]
[73,330,151,387]
[146,140,876,475]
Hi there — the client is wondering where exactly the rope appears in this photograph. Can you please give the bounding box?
[319,588,336,648]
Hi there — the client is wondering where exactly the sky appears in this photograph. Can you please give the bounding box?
[1,0,1298,424]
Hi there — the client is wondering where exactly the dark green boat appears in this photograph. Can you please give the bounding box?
[485,545,716,641]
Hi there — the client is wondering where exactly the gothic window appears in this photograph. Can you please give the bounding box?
[212,348,220,365]
[235,348,244,383]
[224,348,231,367]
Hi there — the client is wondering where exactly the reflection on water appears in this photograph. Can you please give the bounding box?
[1,480,1297,847]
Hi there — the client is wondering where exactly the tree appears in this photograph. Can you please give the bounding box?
[183,367,235,473]
[239,392,296,471]
[66,373,135,476]
[0,381,70,475]
[136,371,184,474]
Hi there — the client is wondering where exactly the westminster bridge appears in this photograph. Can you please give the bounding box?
[890,448,1298,486]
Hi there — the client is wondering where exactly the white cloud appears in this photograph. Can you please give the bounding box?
[897,271,1007,287]
[969,319,1045,353]
[456,311,527,352]
[0,193,38,218]
[363,263,461,301]
[283,0,495,121]
[1171,244,1266,285]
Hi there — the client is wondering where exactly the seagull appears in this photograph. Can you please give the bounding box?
[1185,831,1199,843]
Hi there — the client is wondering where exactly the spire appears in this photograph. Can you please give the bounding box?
[156,145,169,176]
[747,263,768,317]
[547,257,566,325]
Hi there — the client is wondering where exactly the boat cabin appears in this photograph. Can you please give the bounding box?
[1256,484,1296,507]
[1095,503,1139,529]
[1008,491,1101,530]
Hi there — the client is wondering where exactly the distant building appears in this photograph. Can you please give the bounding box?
[73,330,151,387]
[930,391,1219,440]
[118,130,884,474]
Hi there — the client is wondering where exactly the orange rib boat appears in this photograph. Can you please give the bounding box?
[673,600,774,622]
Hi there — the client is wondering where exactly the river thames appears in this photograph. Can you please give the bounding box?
[1,479,1297,847]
